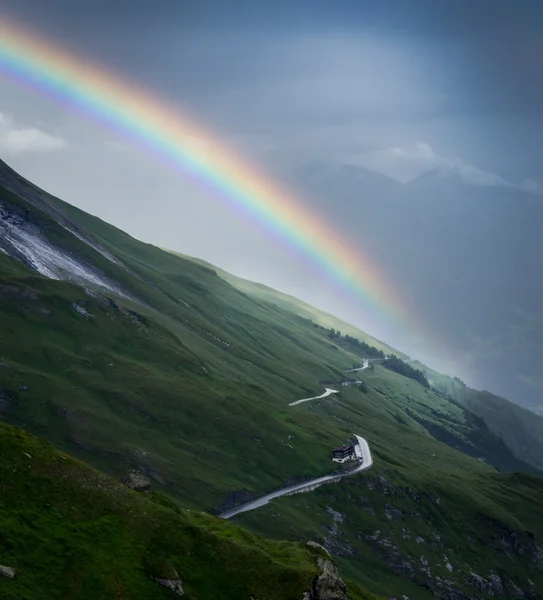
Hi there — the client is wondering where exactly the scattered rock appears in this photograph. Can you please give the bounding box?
[0,565,15,579]
[418,555,431,577]
[505,579,525,598]
[123,470,151,493]
[0,283,37,301]
[305,558,349,600]
[326,507,344,524]
[488,574,504,596]
[385,504,404,521]
[494,524,543,563]
[364,529,382,542]
[151,576,184,596]
[467,571,505,596]
[72,302,91,317]
[323,507,354,557]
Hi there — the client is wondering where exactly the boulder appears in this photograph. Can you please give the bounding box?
[151,577,184,596]
[0,565,15,578]
[123,470,151,493]
[305,558,349,600]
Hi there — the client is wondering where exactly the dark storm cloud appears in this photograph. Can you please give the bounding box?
[4,0,542,117]
[4,0,542,140]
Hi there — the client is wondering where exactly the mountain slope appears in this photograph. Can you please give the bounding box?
[0,420,375,600]
[168,250,404,359]
[1,159,543,600]
[285,160,543,407]
[423,366,543,472]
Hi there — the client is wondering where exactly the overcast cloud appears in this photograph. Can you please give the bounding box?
[0,112,67,156]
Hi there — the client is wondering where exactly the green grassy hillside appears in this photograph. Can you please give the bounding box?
[234,374,543,599]
[171,251,404,359]
[417,362,543,473]
[0,420,377,600]
[1,161,543,599]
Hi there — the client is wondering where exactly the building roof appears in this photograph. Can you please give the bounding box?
[333,444,354,452]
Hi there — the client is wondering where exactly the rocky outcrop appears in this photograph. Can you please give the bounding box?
[385,504,405,521]
[323,507,355,558]
[304,559,349,600]
[151,576,184,596]
[0,565,16,578]
[123,470,151,493]
[493,524,543,565]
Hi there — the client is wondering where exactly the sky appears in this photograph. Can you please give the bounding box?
[1,0,542,388]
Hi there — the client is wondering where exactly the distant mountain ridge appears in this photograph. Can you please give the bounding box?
[286,159,543,407]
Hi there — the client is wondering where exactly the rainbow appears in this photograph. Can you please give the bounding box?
[0,17,409,339]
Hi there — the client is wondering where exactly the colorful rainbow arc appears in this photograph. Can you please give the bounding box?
[0,17,407,335]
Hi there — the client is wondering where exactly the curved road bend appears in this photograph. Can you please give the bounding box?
[289,387,338,407]
[219,435,372,520]
[345,359,369,373]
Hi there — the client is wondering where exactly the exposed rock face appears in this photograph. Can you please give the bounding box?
[123,470,151,493]
[323,506,355,557]
[0,565,16,578]
[494,524,543,564]
[304,558,349,600]
[467,572,505,597]
[151,576,184,596]
[385,504,405,521]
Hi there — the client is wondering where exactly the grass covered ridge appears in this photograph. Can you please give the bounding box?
[1,163,543,599]
[0,421,380,600]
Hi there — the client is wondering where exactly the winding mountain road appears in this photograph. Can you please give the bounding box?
[288,387,338,407]
[219,359,374,520]
[220,435,372,519]
[288,357,370,407]
[345,358,370,373]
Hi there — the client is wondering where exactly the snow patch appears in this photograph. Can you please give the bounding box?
[1,222,126,296]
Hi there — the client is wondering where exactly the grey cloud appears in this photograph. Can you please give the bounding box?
[0,113,67,156]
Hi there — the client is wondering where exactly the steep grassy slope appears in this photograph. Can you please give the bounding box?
[172,251,404,359]
[1,161,543,599]
[234,374,543,599]
[0,420,378,600]
[0,248,356,509]
[420,363,543,473]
